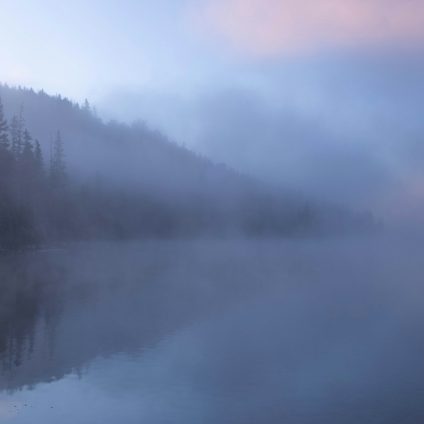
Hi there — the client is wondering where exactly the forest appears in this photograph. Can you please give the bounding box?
[0,85,376,250]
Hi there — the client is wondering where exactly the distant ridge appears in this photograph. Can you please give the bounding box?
[0,83,377,248]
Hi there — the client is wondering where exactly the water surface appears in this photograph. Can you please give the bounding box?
[1,238,424,423]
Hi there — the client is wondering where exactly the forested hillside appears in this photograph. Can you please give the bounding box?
[0,84,376,249]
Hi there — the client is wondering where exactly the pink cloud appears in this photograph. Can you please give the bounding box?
[196,0,424,56]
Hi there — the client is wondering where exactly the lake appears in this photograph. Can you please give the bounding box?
[1,238,424,423]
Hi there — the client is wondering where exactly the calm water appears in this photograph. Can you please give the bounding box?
[1,238,424,423]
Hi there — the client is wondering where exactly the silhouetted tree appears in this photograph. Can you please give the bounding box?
[34,140,44,175]
[0,97,13,188]
[10,108,24,159]
[83,99,91,113]
[0,98,9,151]
[49,131,66,188]
[22,130,34,161]
[20,130,37,187]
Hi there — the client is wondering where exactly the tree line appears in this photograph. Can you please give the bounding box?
[0,97,315,250]
[0,89,377,250]
[0,97,67,249]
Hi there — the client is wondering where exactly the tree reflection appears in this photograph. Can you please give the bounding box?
[0,252,64,390]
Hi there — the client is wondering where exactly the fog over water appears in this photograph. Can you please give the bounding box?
[1,237,424,423]
[1,1,424,422]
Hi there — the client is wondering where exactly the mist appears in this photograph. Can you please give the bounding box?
[99,52,424,228]
[1,1,424,423]
[2,237,424,423]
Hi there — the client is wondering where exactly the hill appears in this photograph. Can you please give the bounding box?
[0,84,376,248]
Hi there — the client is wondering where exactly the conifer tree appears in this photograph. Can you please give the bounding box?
[21,129,35,164]
[83,99,91,112]
[34,140,44,174]
[10,108,24,159]
[0,97,9,151]
[0,97,13,183]
[50,131,66,188]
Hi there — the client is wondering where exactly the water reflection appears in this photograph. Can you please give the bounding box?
[1,239,424,423]
[0,252,64,389]
[0,241,282,393]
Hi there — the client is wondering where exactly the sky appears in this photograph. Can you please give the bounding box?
[1,0,424,222]
[2,0,424,96]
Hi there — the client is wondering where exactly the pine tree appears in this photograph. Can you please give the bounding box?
[10,108,24,159]
[0,97,14,184]
[83,99,91,112]
[34,140,44,173]
[16,128,36,205]
[21,129,34,164]
[0,97,9,151]
[50,131,66,188]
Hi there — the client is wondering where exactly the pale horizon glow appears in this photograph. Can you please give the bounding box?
[198,0,424,56]
[1,0,424,100]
